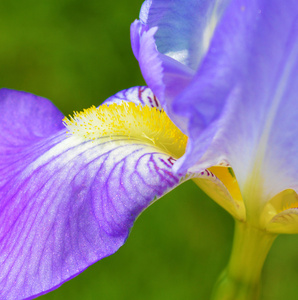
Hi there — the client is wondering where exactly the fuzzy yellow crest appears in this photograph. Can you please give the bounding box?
[63,102,188,158]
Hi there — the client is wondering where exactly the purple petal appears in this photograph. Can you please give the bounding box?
[0,88,65,189]
[139,0,230,69]
[0,88,64,149]
[131,0,229,131]
[0,89,185,299]
[130,22,165,108]
[174,0,298,199]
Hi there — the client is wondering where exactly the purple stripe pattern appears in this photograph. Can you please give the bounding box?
[0,88,185,299]
[103,86,162,109]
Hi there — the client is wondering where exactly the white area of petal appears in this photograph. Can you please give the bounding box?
[202,0,223,58]
[104,86,162,109]
[165,49,189,67]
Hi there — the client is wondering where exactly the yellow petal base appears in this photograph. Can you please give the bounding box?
[193,166,245,220]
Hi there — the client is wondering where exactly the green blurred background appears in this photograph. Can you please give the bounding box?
[1,1,298,299]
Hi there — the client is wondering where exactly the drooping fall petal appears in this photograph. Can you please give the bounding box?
[0,88,186,299]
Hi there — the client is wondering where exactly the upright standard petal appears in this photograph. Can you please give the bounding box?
[139,0,230,69]
[131,0,230,131]
[0,88,188,299]
[174,0,298,205]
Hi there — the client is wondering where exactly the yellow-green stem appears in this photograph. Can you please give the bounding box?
[211,220,277,300]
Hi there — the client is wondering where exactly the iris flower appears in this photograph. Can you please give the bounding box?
[1,0,298,299]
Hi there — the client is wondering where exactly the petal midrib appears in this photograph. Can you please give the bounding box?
[243,21,298,214]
